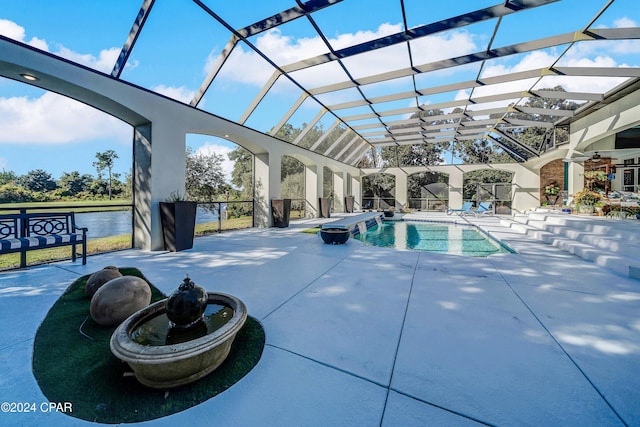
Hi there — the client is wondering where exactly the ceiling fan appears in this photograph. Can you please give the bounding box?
[563,151,590,162]
[564,151,603,163]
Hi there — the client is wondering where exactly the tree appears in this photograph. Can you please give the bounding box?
[229,146,253,197]
[19,169,57,192]
[185,147,226,201]
[226,147,255,217]
[93,150,119,200]
[0,170,17,186]
[58,171,93,195]
[505,86,579,151]
[378,108,450,167]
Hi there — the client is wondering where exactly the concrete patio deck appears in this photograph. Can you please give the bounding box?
[1,213,639,426]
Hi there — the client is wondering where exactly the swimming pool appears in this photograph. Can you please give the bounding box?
[354,221,513,256]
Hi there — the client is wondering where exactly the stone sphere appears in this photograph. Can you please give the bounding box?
[90,276,152,326]
[85,266,122,298]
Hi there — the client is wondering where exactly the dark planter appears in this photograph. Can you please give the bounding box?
[271,198,292,228]
[160,201,197,251]
[384,210,394,218]
[345,196,355,213]
[320,228,350,245]
[319,197,331,218]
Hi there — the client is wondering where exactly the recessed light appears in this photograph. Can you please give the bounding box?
[20,73,38,81]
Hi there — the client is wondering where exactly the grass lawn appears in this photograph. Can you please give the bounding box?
[0,217,254,270]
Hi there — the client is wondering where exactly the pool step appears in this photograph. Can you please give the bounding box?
[501,214,640,279]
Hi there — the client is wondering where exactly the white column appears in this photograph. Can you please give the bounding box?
[253,153,271,228]
[567,162,584,204]
[395,170,407,211]
[305,164,318,218]
[448,170,464,209]
[334,171,345,212]
[351,175,362,211]
[511,166,540,213]
[317,165,325,217]
[133,121,187,251]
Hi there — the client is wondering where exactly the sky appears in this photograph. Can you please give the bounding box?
[0,0,639,181]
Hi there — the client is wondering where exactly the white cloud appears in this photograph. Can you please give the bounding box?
[195,142,234,180]
[0,157,7,170]
[212,23,480,99]
[0,19,119,73]
[55,46,120,74]
[215,23,431,89]
[409,30,480,65]
[613,17,637,28]
[0,92,130,144]
[0,19,48,50]
[152,85,196,103]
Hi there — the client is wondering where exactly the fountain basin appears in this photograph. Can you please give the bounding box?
[110,292,247,389]
[319,228,350,244]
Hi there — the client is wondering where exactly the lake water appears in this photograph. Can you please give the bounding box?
[76,208,219,239]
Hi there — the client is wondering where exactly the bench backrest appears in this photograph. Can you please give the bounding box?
[0,215,21,239]
[0,212,77,238]
[24,212,75,237]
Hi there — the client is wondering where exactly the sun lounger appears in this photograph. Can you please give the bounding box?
[470,202,493,217]
[446,202,473,215]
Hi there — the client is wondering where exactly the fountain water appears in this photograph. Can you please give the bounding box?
[357,221,367,236]
[110,277,247,389]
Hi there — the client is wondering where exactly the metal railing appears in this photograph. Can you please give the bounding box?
[288,198,308,219]
[0,203,133,214]
[195,200,254,233]
[407,198,448,211]
[362,197,395,210]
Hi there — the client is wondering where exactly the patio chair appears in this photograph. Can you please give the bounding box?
[471,202,493,217]
[446,202,473,215]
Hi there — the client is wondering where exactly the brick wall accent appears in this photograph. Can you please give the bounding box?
[540,159,565,203]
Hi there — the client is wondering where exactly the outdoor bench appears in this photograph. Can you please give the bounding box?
[0,212,88,268]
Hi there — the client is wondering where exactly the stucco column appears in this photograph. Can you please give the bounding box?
[333,171,345,212]
[132,124,152,250]
[350,175,362,211]
[133,121,187,251]
[316,165,325,216]
[567,162,584,204]
[394,170,407,211]
[253,153,270,228]
[448,169,464,209]
[305,164,318,218]
[511,166,541,213]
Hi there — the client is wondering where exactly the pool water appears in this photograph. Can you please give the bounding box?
[354,221,512,256]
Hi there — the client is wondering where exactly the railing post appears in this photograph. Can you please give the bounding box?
[217,203,222,233]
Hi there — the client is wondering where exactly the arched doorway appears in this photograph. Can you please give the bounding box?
[362,173,395,210]
[408,172,449,211]
[463,169,514,214]
[281,155,306,218]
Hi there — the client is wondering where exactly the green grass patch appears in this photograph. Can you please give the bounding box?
[195,216,253,235]
[0,217,255,270]
[0,235,133,270]
[33,267,265,424]
[300,227,321,234]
